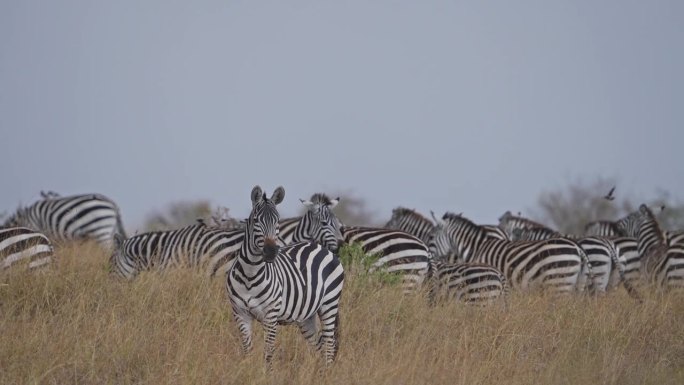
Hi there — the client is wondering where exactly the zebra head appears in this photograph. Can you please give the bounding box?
[109,232,135,279]
[300,195,343,252]
[246,185,285,263]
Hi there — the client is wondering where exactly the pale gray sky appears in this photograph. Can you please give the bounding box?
[1,0,682,231]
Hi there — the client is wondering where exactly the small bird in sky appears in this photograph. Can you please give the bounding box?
[604,186,616,201]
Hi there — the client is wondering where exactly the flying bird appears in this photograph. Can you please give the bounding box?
[604,186,616,201]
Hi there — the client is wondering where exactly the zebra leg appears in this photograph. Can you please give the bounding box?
[317,304,341,364]
[298,316,320,348]
[232,311,254,355]
[263,315,279,369]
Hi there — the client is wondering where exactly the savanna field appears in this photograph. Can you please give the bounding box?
[1,243,683,385]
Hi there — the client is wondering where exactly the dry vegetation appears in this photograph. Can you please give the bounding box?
[1,243,684,385]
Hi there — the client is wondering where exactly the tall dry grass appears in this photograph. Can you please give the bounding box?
[1,243,683,385]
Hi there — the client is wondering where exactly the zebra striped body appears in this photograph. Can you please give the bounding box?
[384,207,435,244]
[429,213,588,295]
[4,193,126,249]
[227,186,344,366]
[1,227,54,270]
[278,216,302,244]
[427,260,509,306]
[109,223,244,279]
[341,226,431,293]
[624,205,682,289]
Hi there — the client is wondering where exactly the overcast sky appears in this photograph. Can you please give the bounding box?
[1,0,682,231]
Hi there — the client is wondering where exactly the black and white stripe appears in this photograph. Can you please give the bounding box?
[384,207,436,244]
[621,205,683,289]
[429,213,589,295]
[3,193,126,249]
[1,227,54,270]
[427,259,509,306]
[341,226,431,293]
[109,223,244,279]
[290,194,343,252]
[226,186,344,366]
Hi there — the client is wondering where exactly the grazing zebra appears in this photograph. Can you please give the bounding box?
[3,193,126,249]
[384,207,435,244]
[109,222,245,279]
[428,212,589,295]
[427,259,509,306]
[500,212,625,294]
[341,226,431,293]
[511,227,641,299]
[1,227,54,270]
[226,186,344,366]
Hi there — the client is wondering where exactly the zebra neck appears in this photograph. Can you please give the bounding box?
[238,241,266,266]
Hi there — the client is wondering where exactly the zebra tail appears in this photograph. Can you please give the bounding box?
[577,244,594,293]
[610,242,642,302]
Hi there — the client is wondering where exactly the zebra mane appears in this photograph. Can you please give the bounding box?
[310,193,334,206]
[391,207,432,224]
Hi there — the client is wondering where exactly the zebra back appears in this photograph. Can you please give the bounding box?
[584,220,623,237]
[4,193,125,249]
[109,223,244,279]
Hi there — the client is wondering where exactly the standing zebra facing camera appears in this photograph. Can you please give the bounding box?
[3,192,126,249]
[1,227,54,270]
[226,186,344,367]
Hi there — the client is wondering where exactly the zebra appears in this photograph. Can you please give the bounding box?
[511,227,641,299]
[3,193,126,249]
[428,212,589,295]
[500,213,627,294]
[386,208,508,263]
[341,226,431,294]
[290,194,343,252]
[384,207,435,244]
[226,186,344,366]
[1,227,54,270]
[109,222,245,279]
[426,259,509,306]
[619,205,683,289]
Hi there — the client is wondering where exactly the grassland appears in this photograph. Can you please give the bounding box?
[1,243,683,385]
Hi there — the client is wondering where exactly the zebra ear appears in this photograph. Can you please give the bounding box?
[328,197,340,209]
[300,199,315,209]
[271,186,285,205]
[251,186,263,206]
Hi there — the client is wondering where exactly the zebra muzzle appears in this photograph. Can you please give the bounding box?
[263,238,279,262]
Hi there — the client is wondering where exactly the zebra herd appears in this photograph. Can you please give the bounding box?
[2,186,684,366]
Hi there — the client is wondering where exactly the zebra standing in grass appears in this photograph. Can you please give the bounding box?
[428,212,590,295]
[499,212,630,294]
[3,193,126,249]
[226,186,344,366]
[109,222,245,279]
[1,227,54,270]
[341,225,431,294]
